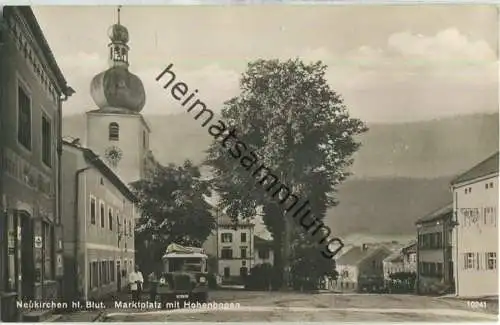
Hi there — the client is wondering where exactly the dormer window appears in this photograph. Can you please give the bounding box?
[109,122,119,141]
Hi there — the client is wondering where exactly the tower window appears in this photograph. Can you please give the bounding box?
[109,122,119,141]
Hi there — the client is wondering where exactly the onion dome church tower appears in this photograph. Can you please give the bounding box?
[86,6,154,184]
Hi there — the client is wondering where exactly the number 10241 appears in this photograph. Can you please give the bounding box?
[467,301,487,309]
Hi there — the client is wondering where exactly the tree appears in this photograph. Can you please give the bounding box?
[132,160,216,274]
[290,233,338,291]
[205,59,367,288]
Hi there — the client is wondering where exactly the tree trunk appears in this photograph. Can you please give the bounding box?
[281,216,292,290]
[272,230,284,290]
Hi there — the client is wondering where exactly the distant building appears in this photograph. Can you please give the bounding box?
[415,203,455,295]
[0,6,73,322]
[333,244,392,293]
[254,235,274,266]
[61,141,136,300]
[382,241,417,286]
[203,213,255,284]
[402,241,417,273]
[383,253,405,282]
[451,152,498,298]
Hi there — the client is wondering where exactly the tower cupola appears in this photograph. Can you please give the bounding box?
[90,6,146,114]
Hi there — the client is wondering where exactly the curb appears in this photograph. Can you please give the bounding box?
[45,314,63,322]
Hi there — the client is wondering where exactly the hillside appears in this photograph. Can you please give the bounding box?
[63,112,498,178]
[62,112,498,236]
[350,113,499,178]
[325,176,454,237]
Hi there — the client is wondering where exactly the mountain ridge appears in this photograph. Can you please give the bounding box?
[62,111,498,236]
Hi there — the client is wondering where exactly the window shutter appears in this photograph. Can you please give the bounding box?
[476,253,480,270]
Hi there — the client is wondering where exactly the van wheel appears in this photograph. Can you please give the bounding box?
[160,295,169,308]
[195,292,207,303]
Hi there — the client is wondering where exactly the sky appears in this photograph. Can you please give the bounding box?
[33,5,499,123]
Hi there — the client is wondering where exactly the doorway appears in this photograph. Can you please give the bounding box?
[18,212,34,300]
[116,261,121,292]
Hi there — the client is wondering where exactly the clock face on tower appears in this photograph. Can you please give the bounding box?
[104,146,123,167]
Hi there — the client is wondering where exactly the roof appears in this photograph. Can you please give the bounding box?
[165,243,205,254]
[401,241,417,254]
[63,140,137,203]
[16,7,72,95]
[254,235,273,248]
[336,246,387,266]
[162,253,207,259]
[383,252,404,263]
[451,152,499,186]
[216,213,254,227]
[415,202,453,225]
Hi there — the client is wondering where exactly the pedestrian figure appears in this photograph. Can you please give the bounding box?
[148,271,158,302]
[129,265,144,302]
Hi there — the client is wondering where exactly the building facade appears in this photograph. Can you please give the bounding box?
[77,9,158,274]
[0,6,73,321]
[382,241,417,291]
[61,141,136,300]
[254,235,274,266]
[402,241,417,273]
[203,214,255,283]
[452,152,498,298]
[383,253,405,282]
[415,203,455,295]
[333,244,391,293]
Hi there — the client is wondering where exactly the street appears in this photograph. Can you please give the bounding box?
[101,291,498,322]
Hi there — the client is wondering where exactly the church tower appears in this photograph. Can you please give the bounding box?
[86,7,151,185]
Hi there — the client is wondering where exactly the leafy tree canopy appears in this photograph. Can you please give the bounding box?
[132,160,216,269]
[205,58,367,239]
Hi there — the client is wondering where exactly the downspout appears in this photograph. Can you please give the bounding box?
[454,190,459,296]
[442,219,446,284]
[74,166,91,299]
[59,88,73,301]
[416,224,420,295]
[0,6,5,317]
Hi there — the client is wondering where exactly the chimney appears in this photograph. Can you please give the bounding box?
[362,243,368,251]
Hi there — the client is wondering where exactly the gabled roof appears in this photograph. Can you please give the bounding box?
[63,140,137,203]
[401,240,417,254]
[336,246,388,266]
[415,202,453,225]
[383,252,404,263]
[254,235,272,248]
[451,152,499,186]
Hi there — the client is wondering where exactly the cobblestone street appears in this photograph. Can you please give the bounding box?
[92,291,498,322]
